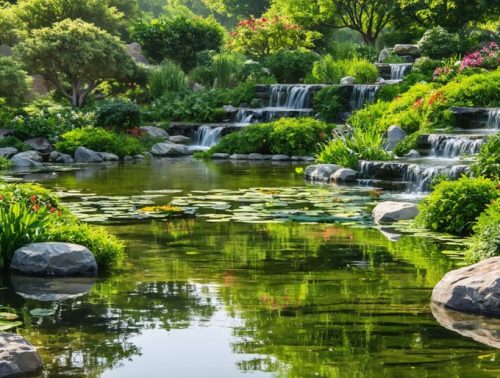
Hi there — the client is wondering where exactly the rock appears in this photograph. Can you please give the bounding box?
[404,149,421,158]
[49,151,74,164]
[378,48,389,63]
[169,135,191,145]
[304,164,341,182]
[385,125,407,151]
[372,201,419,224]
[431,302,500,349]
[0,129,13,139]
[212,153,230,159]
[431,257,500,316]
[248,153,271,160]
[24,137,52,153]
[0,147,17,159]
[10,151,43,168]
[125,42,150,65]
[394,44,421,57]
[10,242,98,277]
[74,147,103,163]
[143,152,153,159]
[12,151,42,162]
[340,76,356,85]
[331,168,357,182]
[98,152,119,162]
[229,154,249,160]
[140,126,169,139]
[133,154,145,160]
[0,333,43,377]
[0,44,13,57]
[151,142,190,157]
[11,275,96,302]
[272,154,290,161]
[123,155,134,162]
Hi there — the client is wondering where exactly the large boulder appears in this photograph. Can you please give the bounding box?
[394,44,421,57]
[10,242,98,277]
[431,257,500,316]
[331,168,357,182]
[49,151,74,164]
[10,151,43,168]
[98,152,120,162]
[151,142,190,157]
[372,201,418,224]
[385,125,407,151]
[24,137,52,153]
[0,147,17,159]
[140,126,169,140]
[74,147,103,163]
[0,333,43,377]
[378,48,390,63]
[248,153,271,160]
[340,76,356,85]
[304,164,341,182]
[168,135,191,145]
[272,154,290,161]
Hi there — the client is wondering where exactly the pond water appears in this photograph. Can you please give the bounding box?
[1,159,499,378]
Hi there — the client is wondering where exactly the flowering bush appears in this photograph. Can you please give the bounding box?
[227,16,319,59]
[459,42,499,71]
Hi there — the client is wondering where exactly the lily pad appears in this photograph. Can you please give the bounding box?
[30,308,56,317]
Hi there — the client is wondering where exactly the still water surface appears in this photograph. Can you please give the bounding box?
[1,159,499,377]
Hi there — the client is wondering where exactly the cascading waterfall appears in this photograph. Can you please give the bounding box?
[389,63,412,80]
[487,109,500,129]
[234,109,254,124]
[351,85,380,110]
[194,126,224,148]
[429,135,483,158]
[268,85,314,109]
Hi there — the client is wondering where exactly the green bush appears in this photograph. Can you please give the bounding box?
[132,16,225,70]
[418,27,460,59]
[394,131,421,156]
[56,127,144,157]
[313,86,346,122]
[149,61,187,99]
[211,118,334,156]
[0,157,11,169]
[417,176,499,235]
[311,55,377,84]
[466,200,500,262]
[265,50,319,84]
[0,57,30,107]
[0,136,29,152]
[95,99,141,131]
[472,133,500,180]
[412,57,443,78]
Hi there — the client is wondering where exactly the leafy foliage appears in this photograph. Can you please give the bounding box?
[0,57,30,107]
[313,86,346,122]
[472,133,500,181]
[132,16,225,70]
[417,176,499,235]
[466,200,500,262]
[95,100,142,131]
[311,56,378,84]
[265,50,319,84]
[149,61,188,98]
[393,131,421,156]
[418,27,460,59]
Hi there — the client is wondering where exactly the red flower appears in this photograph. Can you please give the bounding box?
[30,195,37,202]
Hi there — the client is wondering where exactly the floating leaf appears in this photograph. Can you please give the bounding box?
[30,308,56,317]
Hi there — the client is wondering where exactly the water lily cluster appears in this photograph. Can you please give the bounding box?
[140,205,184,215]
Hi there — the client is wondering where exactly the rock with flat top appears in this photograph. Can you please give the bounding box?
[151,142,190,156]
[49,151,74,164]
[169,135,191,145]
[394,44,421,57]
[140,126,169,139]
[0,147,17,159]
[331,168,357,182]
[75,147,103,163]
[372,201,418,224]
[0,333,43,377]
[24,137,52,153]
[304,164,341,182]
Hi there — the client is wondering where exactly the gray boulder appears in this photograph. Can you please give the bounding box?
[133,154,145,160]
[126,42,150,65]
[122,155,134,162]
[272,154,290,161]
[151,142,190,157]
[169,135,192,145]
[212,153,230,159]
[432,257,500,316]
[378,48,390,63]
[229,154,249,160]
[98,152,119,162]
[394,44,421,57]
[0,129,13,139]
[74,147,103,163]
[340,76,356,85]
[0,333,43,377]
[248,153,271,160]
[10,151,43,168]
[12,151,42,162]
[372,201,418,224]
[24,137,52,153]
[385,125,407,151]
[140,126,169,139]
[0,147,17,159]
[304,164,341,182]
[10,242,98,277]
[0,44,13,57]
[331,168,357,182]
[49,151,74,164]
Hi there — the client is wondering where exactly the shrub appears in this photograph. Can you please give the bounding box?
[211,118,333,156]
[418,27,461,59]
[0,57,30,107]
[228,16,318,59]
[132,16,225,70]
[190,52,247,89]
[417,176,499,235]
[95,99,141,131]
[55,127,144,157]
[472,133,500,180]
[311,56,377,84]
[412,57,443,79]
[466,200,500,262]
[313,86,346,122]
[265,50,319,84]
[350,60,379,84]
[148,61,187,99]
[394,131,422,156]
[0,157,11,169]
[0,136,29,152]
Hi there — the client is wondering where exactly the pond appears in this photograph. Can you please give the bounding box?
[1,159,499,378]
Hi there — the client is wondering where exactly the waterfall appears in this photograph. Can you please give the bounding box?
[389,63,412,80]
[429,135,483,158]
[194,126,224,148]
[351,85,380,110]
[234,109,254,124]
[269,85,314,109]
[487,109,500,129]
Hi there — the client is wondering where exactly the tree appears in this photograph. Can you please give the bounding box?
[14,0,127,35]
[16,19,136,107]
[203,0,270,19]
[268,0,399,45]
[0,57,30,106]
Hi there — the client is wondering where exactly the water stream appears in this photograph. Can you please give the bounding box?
[389,63,412,80]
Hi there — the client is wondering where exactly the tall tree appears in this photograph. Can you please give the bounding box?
[203,0,269,19]
[16,19,136,107]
